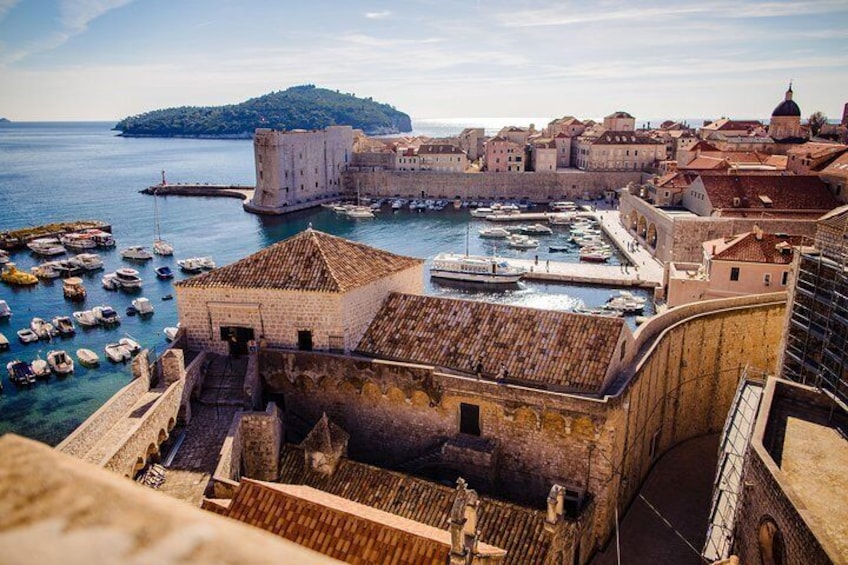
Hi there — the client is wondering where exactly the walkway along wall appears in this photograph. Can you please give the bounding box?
[256,293,786,559]
[344,170,642,202]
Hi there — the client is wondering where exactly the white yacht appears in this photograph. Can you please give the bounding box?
[178,257,204,273]
[69,253,104,271]
[469,207,494,218]
[163,325,180,342]
[92,305,120,325]
[0,299,11,318]
[115,268,143,289]
[121,245,153,261]
[430,253,525,284]
[30,263,61,279]
[84,229,115,248]
[60,232,96,250]
[520,223,553,235]
[102,272,119,290]
[73,310,99,327]
[27,238,66,256]
[104,343,131,363]
[478,227,511,239]
[119,337,141,355]
[198,256,216,269]
[131,297,154,316]
[346,206,375,219]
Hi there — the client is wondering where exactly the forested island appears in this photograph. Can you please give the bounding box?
[113,85,412,138]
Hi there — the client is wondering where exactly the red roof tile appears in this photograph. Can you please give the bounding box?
[712,233,803,264]
[700,175,838,211]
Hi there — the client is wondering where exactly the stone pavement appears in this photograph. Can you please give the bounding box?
[592,434,719,565]
[156,355,247,506]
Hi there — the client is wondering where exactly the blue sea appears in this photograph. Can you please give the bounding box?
[0,121,651,445]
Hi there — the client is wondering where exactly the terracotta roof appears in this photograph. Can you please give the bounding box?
[175,229,423,293]
[699,175,839,211]
[820,151,848,177]
[276,446,552,564]
[356,293,626,394]
[213,479,505,564]
[418,144,465,155]
[817,205,848,230]
[655,172,698,188]
[702,119,763,131]
[683,156,730,170]
[688,140,720,152]
[590,131,662,146]
[712,233,803,263]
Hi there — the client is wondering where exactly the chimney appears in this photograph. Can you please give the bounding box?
[754,224,763,241]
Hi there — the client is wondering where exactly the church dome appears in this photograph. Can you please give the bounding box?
[772,84,801,117]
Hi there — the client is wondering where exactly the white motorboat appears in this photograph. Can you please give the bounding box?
[83,229,115,247]
[7,360,36,386]
[579,249,612,263]
[479,227,511,239]
[73,309,98,327]
[131,297,154,316]
[69,253,104,271]
[30,263,61,279]
[62,277,87,301]
[17,328,39,343]
[548,213,575,225]
[47,350,74,376]
[60,232,96,250]
[51,315,76,336]
[104,343,131,363]
[0,332,8,351]
[30,317,58,340]
[0,299,12,319]
[470,207,494,218]
[178,257,204,273]
[550,201,577,212]
[76,348,100,367]
[0,249,9,264]
[115,267,143,289]
[198,256,216,269]
[102,272,119,290]
[520,223,553,235]
[92,305,120,325]
[163,326,180,342]
[346,206,375,219]
[430,253,525,284]
[602,291,648,315]
[31,356,50,379]
[507,234,539,249]
[119,337,141,355]
[27,237,66,256]
[121,245,153,261]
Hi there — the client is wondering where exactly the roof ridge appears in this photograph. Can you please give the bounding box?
[309,229,343,292]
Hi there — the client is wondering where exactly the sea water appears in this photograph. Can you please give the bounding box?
[0,122,651,445]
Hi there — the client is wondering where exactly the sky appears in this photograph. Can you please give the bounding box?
[0,0,847,123]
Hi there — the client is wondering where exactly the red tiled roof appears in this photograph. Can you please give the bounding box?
[682,156,729,170]
[655,172,698,188]
[356,293,627,394]
[712,233,803,264]
[688,140,720,152]
[276,446,552,564]
[175,229,422,293]
[820,151,848,177]
[214,479,506,564]
[699,175,839,211]
[817,205,848,230]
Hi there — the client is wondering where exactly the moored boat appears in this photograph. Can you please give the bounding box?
[430,253,525,284]
[0,249,8,264]
[68,253,104,271]
[155,265,174,280]
[104,342,131,363]
[47,350,74,375]
[51,315,76,337]
[92,305,120,325]
[198,256,216,269]
[7,360,36,386]
[507,234,539,249]
[479,227,511,239]
[17,328,39,344]
[579,249,612,263]
[131,297,154,316]
[115,267,143,289]
[163,325,180,342]
[30,263,61,279]
[0,332,8,351]
[76,348,100,367]
[72,309,98,327]
[121,245,153,261]
[0,299,12,318]
[30,317,58,340]
[31,356,51,379]
[60,232,96,250]
[62,277,87,301]
[177,257,204,273]
[119,337,141,355]
[27,237,66,256]
[519,223,553,235]
[2,263,39,286]
[83,229,115,248]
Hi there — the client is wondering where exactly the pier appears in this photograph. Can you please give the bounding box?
[0,220,111,250]
[141,183,255,200]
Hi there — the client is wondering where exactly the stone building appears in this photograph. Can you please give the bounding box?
[173,228,423,355]
[572,130,664,172]
[785,141,848,174]
[246,126,354,214]
[601,111,635,132]
[530,139,557,172]
[417,143,469,172]
[546,116,586,138]
[818,151,848,203]
[458,127,486,162]
[395,146,421,171]
[768,83,804,142]
[484,136,525,172]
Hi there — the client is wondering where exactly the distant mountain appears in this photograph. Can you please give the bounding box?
[0,118,10,124]
[114,85,412,138]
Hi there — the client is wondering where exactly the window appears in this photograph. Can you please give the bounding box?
[297,330,313,351]
[781,271,789,286]
[730,267,740,281]
[763,273,771,287]
[459,403,481,436]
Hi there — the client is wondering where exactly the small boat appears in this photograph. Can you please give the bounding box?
[0,249,9,264]
[30,263,61,279]
[27,237,66,256]
[92,305,120,325]
[47,350,74,375]
[121,245,153,261]
[51,315,76,337]
[102,272,119,290]
[62,277,87,301]
[77,348,100,367]
[346,206,375,219]
[30,317,58,340]
[479,227,511,239]
[31,356,51,379]
[470,207,494,218]
[602,291,648,315]
[0,332,8,351]
[42,259,82,277]
[126,305,137,317]
[131,297,154,316]
[2,263,39,286]
[104,343,131,363]
[0,299,11,318]
[17,328,39,343]
[72,309,98,327]
[177,258,204,274]
[549,245,570,252]
[115,267,143,289]
[198,256,216,270]
[60,233,96,250]
[161,294,173,301]
[507,234,539,249]
[579,249,611,263]
[153,240,174,256]
[520,223,553,235]
[163,326,180,342]
[83,229,115,248]
[7,360,36,386]
[68,253,104,271]
[119,337,141,355]
[548,214,574,225]
[155,265,174,280]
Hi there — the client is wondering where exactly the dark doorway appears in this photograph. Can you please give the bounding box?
[220,326,254,356]
[298,330,313,351]
[459,403,481,436]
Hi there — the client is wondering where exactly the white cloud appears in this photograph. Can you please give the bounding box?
[0,0,20,21]
[365,10,391,19]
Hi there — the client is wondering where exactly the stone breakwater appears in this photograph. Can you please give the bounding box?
[0,220,111,250]
[141,183,254,200]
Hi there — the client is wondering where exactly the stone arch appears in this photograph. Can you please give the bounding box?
[337,379,357,396]
[629,210,638,230]
[513,406,541,430]
[167,417,176,432]
[411,390,431,408]
[385,386,407,404]
[637,215,648,239]
[361,381,382,399]
[571,416,596,440]
[157,428,168,444]
[541,411,569,437]
[132,456,145,476]
[145,442,159,461]
[758,516,785,565]
[646,223,658,248]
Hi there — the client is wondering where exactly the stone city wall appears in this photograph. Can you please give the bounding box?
[344,170,642,202]
[213,404,283,489]
[178,350,208,425]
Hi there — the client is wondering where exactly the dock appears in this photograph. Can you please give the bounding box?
[0,220,111,250]
[141,183,255,200]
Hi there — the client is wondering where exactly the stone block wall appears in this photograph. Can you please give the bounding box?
[344,170,641,202]
[213,404,283,485]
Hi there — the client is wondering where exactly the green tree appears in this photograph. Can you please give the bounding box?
[808,111,828,136]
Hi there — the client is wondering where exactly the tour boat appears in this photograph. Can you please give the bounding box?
[27,238,66,256]
[68,253,104,271]
[119,337,141,355]
[30,263,61,279]
[121,245,153,261]
[155,265,174,280]
[520,223,553,236]
[131,297,154,316]
[550,201,577,212]
[62,277,87,301]
[0,332,8,351]
[83,229,115,248]
[507,234,539,249]
[163,326,180,342]
[602,291,647,315]
[92,305,120,325]
[178,257,204,273]
[47,350,74,376]
[2,263,39,286]
[72,309,98,327]
[430,253,525,284]
[17,328,39,344]
[547,214,575,225]
[51,315,76,337]
[104,342,131,363]
[479,227,511,239]
[30,317,58,340]
[31,356,51,379]
[60,232,96,250]
[76,348,100,368]
[0,299,12,318]
[115,268,143,289]
[7,360,36,386]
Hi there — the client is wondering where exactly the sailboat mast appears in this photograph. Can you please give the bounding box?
[465,223,470,257]
[153,189,161,242]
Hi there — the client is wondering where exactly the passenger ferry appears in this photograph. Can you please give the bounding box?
[430,253,525,284]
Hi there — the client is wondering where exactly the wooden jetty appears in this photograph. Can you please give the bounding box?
[0,220,111,250]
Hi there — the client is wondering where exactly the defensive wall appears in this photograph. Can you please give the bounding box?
[344,170,643,202]
[254,292,787,558]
